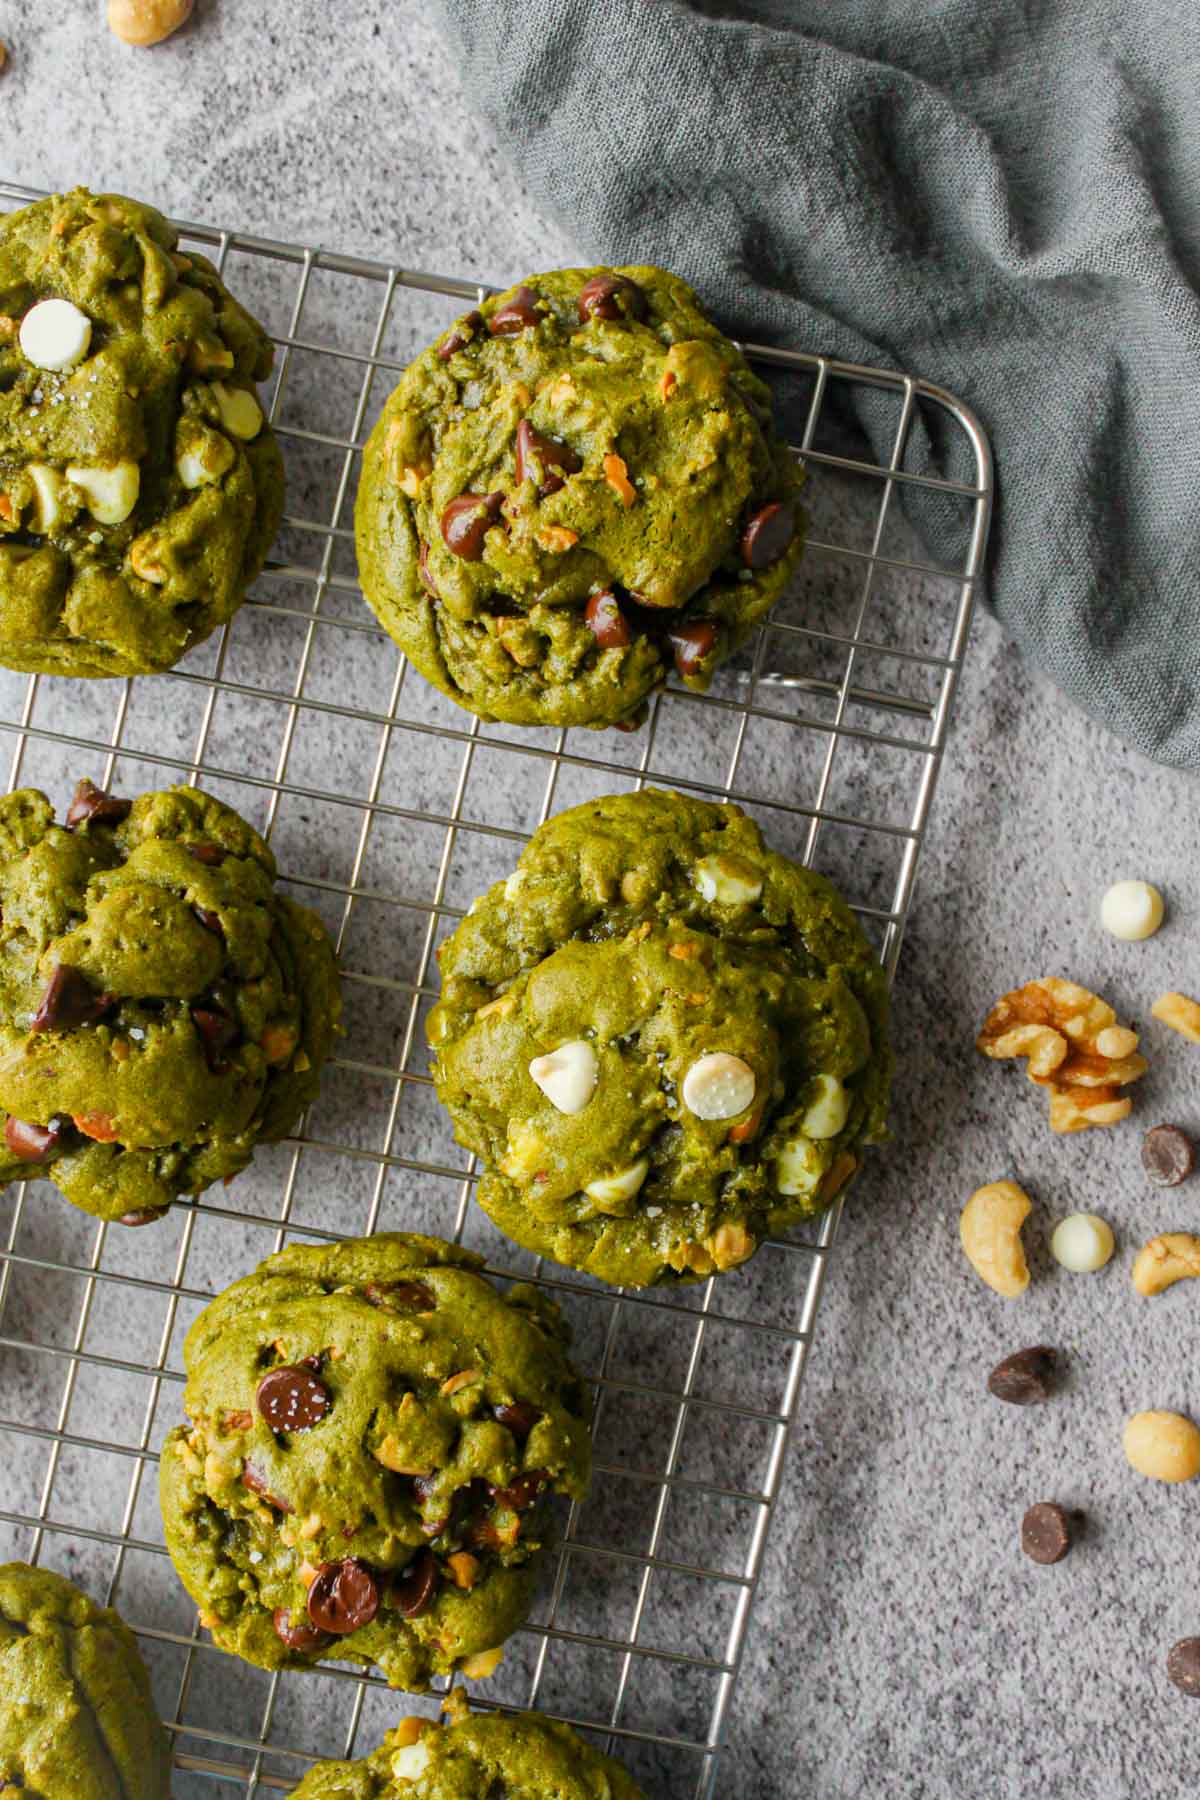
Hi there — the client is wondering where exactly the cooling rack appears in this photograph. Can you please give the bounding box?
[0,180,992,1798]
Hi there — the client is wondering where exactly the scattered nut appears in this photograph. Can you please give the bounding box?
[1050,1212,1115,1274]
[1123,1409,1200,1483]
[1142,1123,1195,1187]
[1167,1638,1200,1698]
[1132,1233,1200,1297]
[1152,991,1200,1045]
[959,1180,1032,1298]
[1100,878,1164,941]
[987,1346,1058,1405]
[528,1039,597,1115]
[108,0,194,47]
[977,978,1146,1133]
[682,1052,756,1122]
[19,298,92,371]
[1020,1502,1075,1565]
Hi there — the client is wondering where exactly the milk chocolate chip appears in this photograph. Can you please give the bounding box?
[3,1115,65,1162]
[441,491,505,561]
[66,778,132,829]
[515,419,581,497]
[306,1559,379,1635]
[584,589,632,650]
[436,309,484,360]
[272,1606,329,1653]
[1142,1124,1195,1188]
[741,502,795,570]
[256,1364,331,1433]
[987,1346,1059,1406]
[31,965,115,1034]
[1020,1502,1075,1565]
[668,619,718,679]
[488,286,542,335]
[578,274,647,323]
[391,1548,439,1618]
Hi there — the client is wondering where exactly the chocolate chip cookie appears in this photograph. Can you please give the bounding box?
[355,266,803,729]
[0,1561,172,1797]
[0,779,340,1222]
[159,1233,591,1689]
[0,187,284,676]
[428,789,891,1286]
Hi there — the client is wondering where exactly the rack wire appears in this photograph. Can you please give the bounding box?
[0,181,992,1797]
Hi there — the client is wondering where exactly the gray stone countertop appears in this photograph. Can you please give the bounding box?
[2,4,1200,1796]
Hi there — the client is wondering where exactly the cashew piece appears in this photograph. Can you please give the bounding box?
[1123,1410,1200,1484]
[1132,1233,1200,1297]
[108,0,193,46]
[959,1179,1032,1298]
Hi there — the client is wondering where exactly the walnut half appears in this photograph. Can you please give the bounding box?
[977,978,1147,1134]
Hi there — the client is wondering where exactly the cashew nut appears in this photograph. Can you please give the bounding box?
[1123,1410,1200,1484]
[959,1179,1032,1298]
[108,0,193,46]
[1132,1233,1200,1297]
[1151,991,1200,1045]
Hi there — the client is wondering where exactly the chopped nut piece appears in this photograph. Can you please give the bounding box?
[440,1368,482,1397]
[1151,991,1200,1044]
[459,1644,504,1680]
[129,534,167,583]
[391,1716,430,1749]
[603,453,637,507]
[446,1551,480,1590]
[298,1511,322,1539]
[668,941,703,961]
[666,1239,716,1276]
[709,1221,755,1269]
[398,464,428,498]
[659,368,678,402]
[534,524,578,553]
[475,991,517,1021]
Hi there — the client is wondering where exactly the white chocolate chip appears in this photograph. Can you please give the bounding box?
[209,380,264,440]
[583,1158,649,1207]
[528,1039,597,1115]
[176,431,236,490]
[1050,1211,1115,1273]
[26,462,72,533]
[1100,879,1164,942]
[66,461,140,524]
[19,298,92,372]
[775,1138,823,1197]
[682,1052,756,1121]
[800,1073,849,1140]
[390,1739,431,1782]
[694,853,763,906]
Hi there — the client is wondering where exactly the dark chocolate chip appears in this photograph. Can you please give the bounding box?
[440,491,506,561]
[1142,1124,1195,1188]
[365,1280,437,1311]
[257,1364,331,1433]
[667,619,718,680]
[987,1346,1059,1406]
[741,502,795,570]
[272,1606,329,1653]
[1167,1637,1200,1697]
[66,778,132,830]
[493,1400,541,1442]
[242,1462,292,1513]
[193,907,223,936]
[584,589,632,650]
[191,1005,239,1075]
[515,419,581,497]
[119,1206,168,1228]
[306,1558,379,1635]
[489,1468,549,1511]
[185,842,226,866]
[577,274,647,324]
[31,964,115,1034]
[417,540,438,597]
[488,285,542,335]
[436,309,484,360]
[3,1114,65,1163]
[1020,1502,1074,1565]
[391,1548,439,1618]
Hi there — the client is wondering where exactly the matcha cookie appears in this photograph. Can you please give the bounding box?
[428,790,891,1286]
[0,187,284,676]
[355,266,803,729]
[0,1561,172,1797]
[0,779,340,1222]
[289,1703,644,1798]
[159,1233,591,1689]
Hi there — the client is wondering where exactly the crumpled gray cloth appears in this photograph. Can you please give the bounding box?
[431,0,1200,768]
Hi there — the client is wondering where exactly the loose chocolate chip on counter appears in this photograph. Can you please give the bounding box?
[987,1346,1059,1406]
[668,619,718,680]
[1167,1637,1200,1697]
[490,1469,549,1512]
[306,1558,380,1635]
[272,1605,330,1653]
[364,1279,436,1311]
[31,964,116,1034]
[488,286,542,336]
[242,1462,292,1512]
[1142,1124,1195,1188]
[119,1206,168,1228]
[493,1400,541,1441]
[191,1005,239,1074]
[515,419,581,497]
[741,502,795,570]
[417,540,439,597]
[1020,1502,1075,1565]
[257,1364,332,1433]
[3,1114,66,1163]
[185,842,226,866]
[441,491,506,561]
[391,1548,440,1619]
[577,274,647,323]
[193,906,223,936]
[436,309,484,361]
[584,589,632,650]
[66,778,132,829]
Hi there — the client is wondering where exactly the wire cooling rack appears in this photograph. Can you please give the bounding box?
[0,180,992,1797]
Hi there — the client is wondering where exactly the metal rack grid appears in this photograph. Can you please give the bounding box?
[0,180,992,1798]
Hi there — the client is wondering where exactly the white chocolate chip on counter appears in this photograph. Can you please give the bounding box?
[693,852,763,906]
[66,461,141,524]
[1050,1211,1115,1273]
[682,1052,756,1121]
[528,1039,597,1114]
[209,380,264,440]
[800,1073,849,1140]
[1100,878,1164,941]
[584,1158,649,1208]
[19,298,92,372]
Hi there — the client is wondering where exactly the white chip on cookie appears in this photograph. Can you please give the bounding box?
[528,1039,597,1114]
[584,1158,649,1207]
[1100,879,1164,941]
[694,853,763,906]
[19,297,93,371]
[682,1052,756,1121]
[66,461,141,525]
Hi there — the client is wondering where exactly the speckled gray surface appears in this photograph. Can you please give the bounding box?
[2,4,1200,1797]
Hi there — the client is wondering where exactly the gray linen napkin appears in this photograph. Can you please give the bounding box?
[431,0,1200,768]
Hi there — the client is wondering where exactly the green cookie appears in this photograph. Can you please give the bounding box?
[0,187,284,676]
[159,1233,591,1691]
[355,265,803,729]
[428,790,891,1287]
[0,1562,172,1798]
[289,1704,644,1798]
[0,780,341,1222]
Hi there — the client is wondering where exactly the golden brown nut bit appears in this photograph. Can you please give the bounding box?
[977,978,1147,1133]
